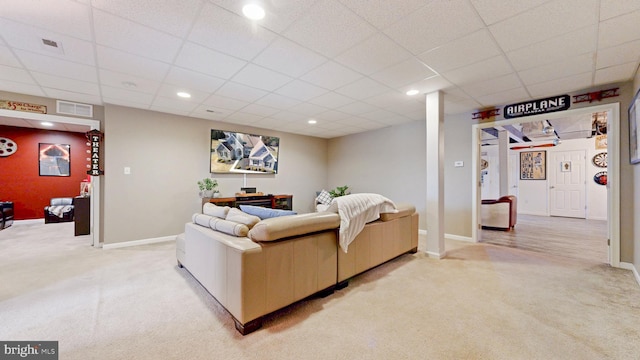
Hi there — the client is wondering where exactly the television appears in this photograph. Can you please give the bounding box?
[210,129,279,174]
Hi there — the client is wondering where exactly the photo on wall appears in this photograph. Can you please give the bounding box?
[39,143,70,177]
[210,129,279,174]
[520,150,546,180]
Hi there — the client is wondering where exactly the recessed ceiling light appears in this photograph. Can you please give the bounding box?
[177,92,191,98]
[406,89,420,96]
[308,119,317,124]
[41,122,54,127]
[242,4,265,20]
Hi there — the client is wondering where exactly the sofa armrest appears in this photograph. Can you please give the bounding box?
[379,203,415,221]
[248,212,340,242]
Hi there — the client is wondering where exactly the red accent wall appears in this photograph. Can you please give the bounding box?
[0,125,90,220]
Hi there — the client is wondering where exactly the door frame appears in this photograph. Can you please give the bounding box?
[0,109,101,248]
[471,102,620,267]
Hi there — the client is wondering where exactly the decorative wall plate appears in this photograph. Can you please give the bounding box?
[0,137,17,156]
[592,152,607,168]
[594,171,607,185]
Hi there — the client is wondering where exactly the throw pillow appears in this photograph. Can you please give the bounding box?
[315,189,333,205]
[191,213,249,237]
[239,205,297,219]
[202,203,230,218]
[226,207,261,229]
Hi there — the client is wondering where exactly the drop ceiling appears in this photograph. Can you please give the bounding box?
[0,0,639,138]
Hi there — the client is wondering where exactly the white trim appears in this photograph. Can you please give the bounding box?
[0,108,101,247]
[619,262,640,288]
[471,102,621,268]
[102,235,177,249]
[418,229,427,236]
[12,219,44,225]
[426,251,447,259]
[445,233,474,242]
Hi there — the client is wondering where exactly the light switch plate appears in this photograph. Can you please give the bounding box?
[124,167,131,175]
[454,161,464,167]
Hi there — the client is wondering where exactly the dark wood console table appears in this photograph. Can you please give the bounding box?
[74,196,91,236]
[205,194,292,210]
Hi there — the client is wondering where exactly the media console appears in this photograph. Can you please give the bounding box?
[205,194,292,210]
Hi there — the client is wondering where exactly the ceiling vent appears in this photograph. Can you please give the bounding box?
[56,100,93,118]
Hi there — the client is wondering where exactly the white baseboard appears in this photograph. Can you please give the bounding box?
[418,229,473,242]
[13,219,44,225]
[619,262,640,288]
[102,235,177,249]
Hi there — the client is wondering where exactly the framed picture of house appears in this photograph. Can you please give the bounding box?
[210,129,279,174]
[520,150,546,180]
[39,143,71,176]
[629,88,640,164]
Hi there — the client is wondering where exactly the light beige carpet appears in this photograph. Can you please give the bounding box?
[1,222,639,360]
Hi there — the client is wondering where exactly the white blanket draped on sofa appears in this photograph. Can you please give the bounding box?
[327,193,397,253]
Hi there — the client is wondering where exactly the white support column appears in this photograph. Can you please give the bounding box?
[498,130,509,196]
[425,91,445,258]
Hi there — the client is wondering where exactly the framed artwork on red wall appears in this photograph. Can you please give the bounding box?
[39,143,70,176]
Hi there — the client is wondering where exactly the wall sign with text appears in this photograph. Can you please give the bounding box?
[86,129,104,176]
[504,94,570,119]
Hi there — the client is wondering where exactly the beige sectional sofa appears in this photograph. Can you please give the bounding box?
[176,203,418,335]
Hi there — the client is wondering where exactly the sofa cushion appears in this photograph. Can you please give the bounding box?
[202,203,230,218]
[315,189,333,205]
[249,212,340,242]
[239,205,297,219]
[192,213,249,237]
[226,208,261,229]
[379,203,415,221]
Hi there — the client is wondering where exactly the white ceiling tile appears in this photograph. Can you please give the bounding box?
[0,64,34,83]
[337,101,379,115]
[526,72,593,98]
[0,45,21,67]
[443,98,482,115]
[0,19,96,66]
[476,86,529,107]
[597,40,640,69]
[156,84,210,103]
[335,77,391,100]
[225,111,263,125]
[214,82,268,103]
[253,37,327,77]
[151,95,199,113]
[91,0,202,38]
[489,0,598,52]
[283,0,377,57]
[240,103,281,117]
[315,110,350,122]
[99,69,160,94]
[101,85,154,104]
[175,42,247,79]
[370,58,436,89]
[41,88,101,105]
[0,0,92,40]
[470,0,550,26]
[0,80,46,97]
[255,93,301,110]
[288,102,327,116]
[231,64,293,91]
[102,97,151,109]
[275,80,328,101]
[404,76,455,96]
[97,46,170,80]
[309,92,355,108]
[338,0,427,29]
[335,34,412,75]
[148,104,191,117]
[599,0,640,21]
[93,10,182,63]
[15,50,98,82]
[598,10,640,48]
[272,111,308,122]
[519,53,594,86]
[190,105,230,121]
[188,3,275,61]
[300,61,363,90]
[418,29,502,73]
[384,0,485,55]
[362,91,412,109]
[209,0,317,33]
[506,25,597,71]
[164,67,225,94]
[460,73,523,98]
[594,62,638,85]
[202,94,249,111]
[32,72,100,96]
[442,56,513,86]
[252,117,295,130]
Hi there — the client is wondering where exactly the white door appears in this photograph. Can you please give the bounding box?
[549,150,586,218]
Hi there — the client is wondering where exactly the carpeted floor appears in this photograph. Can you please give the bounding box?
[1,221,639,359]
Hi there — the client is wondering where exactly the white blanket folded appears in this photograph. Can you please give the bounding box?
[327,193,397,253]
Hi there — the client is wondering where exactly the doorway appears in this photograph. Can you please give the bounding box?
[0,109,101,247]
[471,103,620,267]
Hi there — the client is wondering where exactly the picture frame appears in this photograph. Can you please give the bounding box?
[629,87,640,164]
[520,150,546,180]
[39,143,71,176]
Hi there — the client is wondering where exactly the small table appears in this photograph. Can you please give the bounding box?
[205,194,293,210]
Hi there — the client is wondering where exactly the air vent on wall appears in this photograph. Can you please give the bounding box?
[56,100,93,118]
